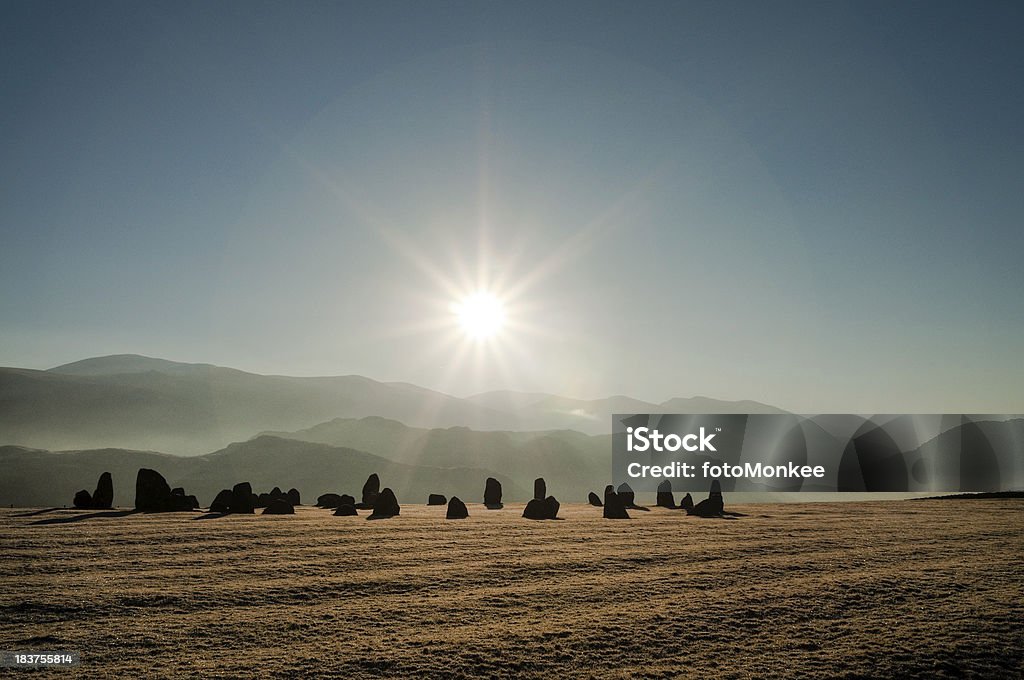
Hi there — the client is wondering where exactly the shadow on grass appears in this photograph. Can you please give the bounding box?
[13,507,65,517]
[194,512,229,520]
[31,510,139,525]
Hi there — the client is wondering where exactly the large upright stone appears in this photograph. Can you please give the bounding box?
[690,481,725,517]
[359,474,381,509]
[229,482,255,514]
[316,493,343,508]
[534,477,546,500]
[369,487,400,518]
[135,468,172,512]
[679,492,695,512]
[484,477,503,508]
[92,472,113,509]
[287,488,301,506]
[446,496,469,519]
[588,491,603,507]
[333,504,358,516]
[603,491,630,519]
[656,480,676,509]
[427,494,447,506]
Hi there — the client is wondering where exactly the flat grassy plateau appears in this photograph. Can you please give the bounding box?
[2,501,1022,678]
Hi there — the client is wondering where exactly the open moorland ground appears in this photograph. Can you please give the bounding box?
[1,500,1021,678]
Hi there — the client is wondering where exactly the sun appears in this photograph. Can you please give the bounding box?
[452,291,506,340]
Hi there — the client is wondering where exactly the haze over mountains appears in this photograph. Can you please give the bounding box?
[0,354,782,455]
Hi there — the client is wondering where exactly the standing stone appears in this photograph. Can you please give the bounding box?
[679,492,695,512]
[603,491,630,519]
[588,491,604,507]
[262,498,295,515]
[287,488,301,506]
[135,468,172,512]
[369,487,400,518]
[185,495,200,510]
[92,472,114,509]
[656,480,676,509]
[427,494,447,506]
[73,489,93,509]
[709,479,724,514]
[617,483,636,507]
[359,474,381,509]
[171,487,185,497]
[446,496,469,519]
[229,482,255,514]
[316,493,343,508]
[333,504,358,516]
[210,489,233,512]
[604,484,614,497]
[534,477,547,500]
[484,477,503,508]
[523,495,560,520]
[270,486,285,501]
[256,493,272,508]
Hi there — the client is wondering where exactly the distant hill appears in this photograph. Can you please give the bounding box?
[0,436,527,508]
[0,354,783,454]
[261,416,611,500]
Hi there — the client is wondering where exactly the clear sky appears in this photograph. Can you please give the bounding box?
[2,1,1022,412]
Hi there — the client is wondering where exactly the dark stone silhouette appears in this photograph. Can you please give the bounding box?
[690,480,725,518]
[73,489,93,509]
[316,493,343,508]
[185,495,200,509]
[171,487,185,496]
[679,492,694,512]
[484,477,503,508]
[270,486,284,499]
[604,484,614,497]
[210,489,233,512]
[256,493,272,508]
[446,496,469,519]
[617,482,635,507]
[427,494,447,506]
[135,468,173,512]
[534,477,546,500]
[287,488,301,506]
[89,472,114,509]
[656,480,676,509]
[588,491,603,507]
[229,482,255,514]
[262,498,295,515]
[339,493,356,507]
[617,482,649,510]
[523,495,560,520]
[358,474,380,509]
[603,491,630,519]
[333,504,358,516]
[369,487,400,518]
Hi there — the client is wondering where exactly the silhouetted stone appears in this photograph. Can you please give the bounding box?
[339,493,355,507]
[256,493,272,508]
[369,487,400,518]
[270,486,284,500]
[690,481,725,517]
[287,488,301,506]
[168,493,197,512]
[427,494,447,506]
[229,482,255,514]
[679,492,694,512]
[446,496,469,519]
[211,489,233,512]
[534,477,546,500]
[263,498,295,515]
[73,489,93,509]
[484,477,503,508]
[171,487,185,496]
[333,504,358,516]
[359,474,380,509]
[656,480,676,508]
[316,493,343,508]
[185,495,200,510]
[588,491,603,507]
[603,491,630,519]
[91,472,113,509]
[135,468,173,512]
[617,482,635,507]
[523,495,560,520]
[604,484,614,497]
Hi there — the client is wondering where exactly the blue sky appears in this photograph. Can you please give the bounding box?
[1,1,1022,411]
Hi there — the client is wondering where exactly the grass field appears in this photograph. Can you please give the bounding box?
[2,500,1022,678]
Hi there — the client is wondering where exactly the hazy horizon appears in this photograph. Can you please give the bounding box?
[3,2,1023,413]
